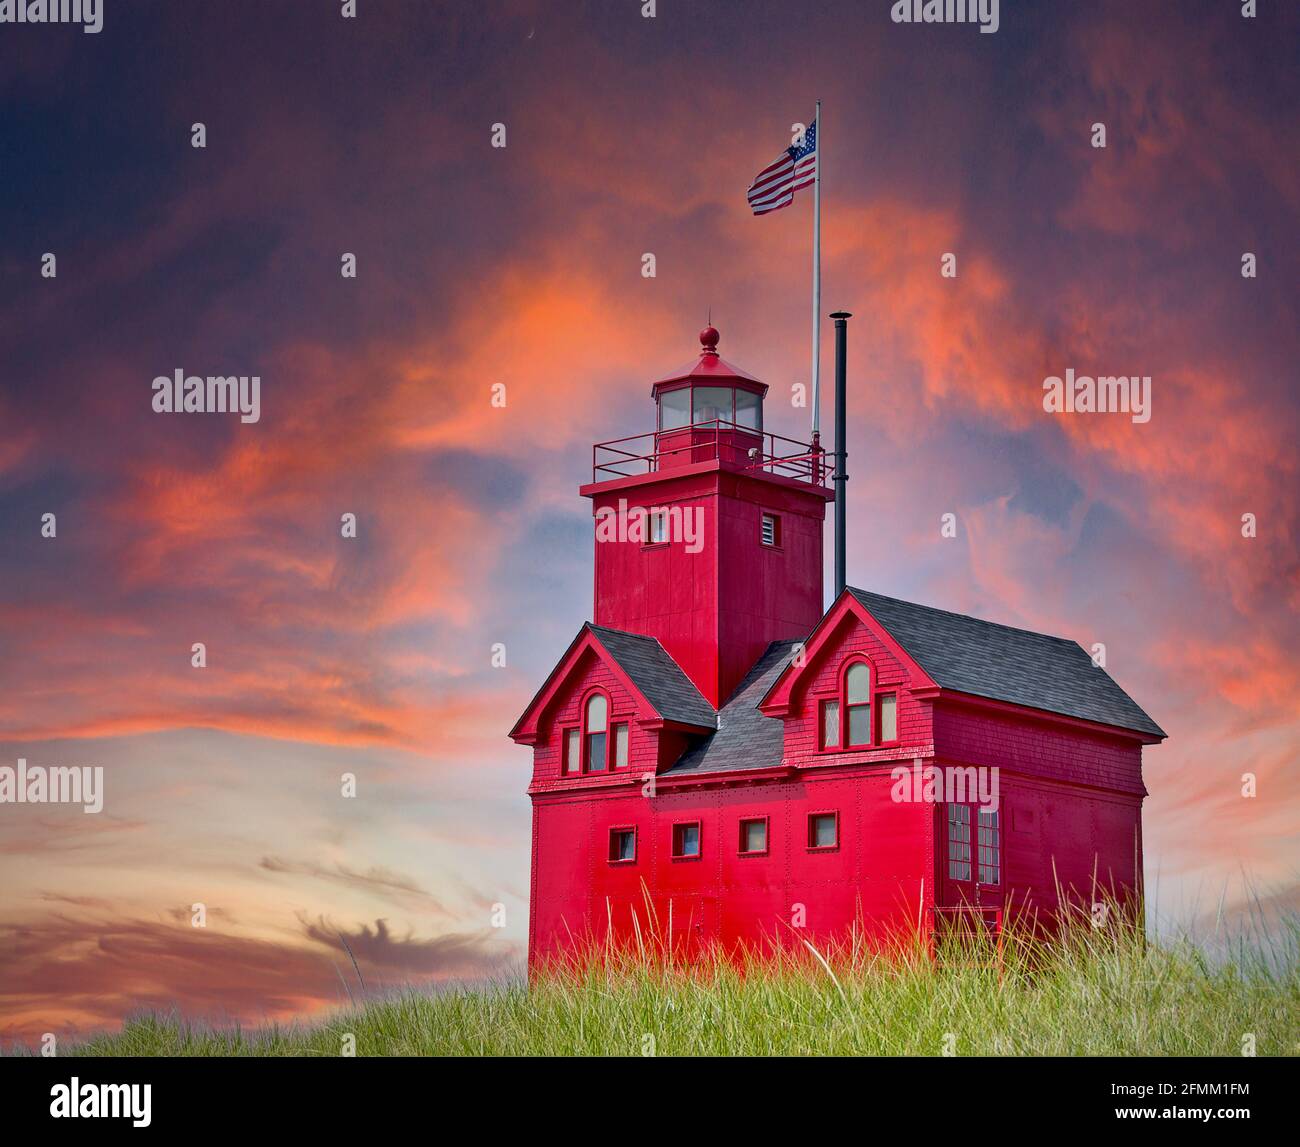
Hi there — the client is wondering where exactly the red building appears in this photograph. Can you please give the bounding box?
[511,327,1165,963]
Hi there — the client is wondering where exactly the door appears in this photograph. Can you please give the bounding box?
[940,803,1003,938]
[973,806,1003,919]
[942,802,976,905]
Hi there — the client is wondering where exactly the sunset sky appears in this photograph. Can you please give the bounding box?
[1,0,1296,1044]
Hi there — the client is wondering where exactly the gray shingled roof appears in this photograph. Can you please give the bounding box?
[848,588,1165,738]
[588,625,717,730]
[663,641,798,774]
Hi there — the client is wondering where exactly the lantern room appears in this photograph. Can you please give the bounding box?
[650,326,768,471]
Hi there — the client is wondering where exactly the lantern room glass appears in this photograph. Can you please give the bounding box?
[658,387,690,430]
[735,389,761,429]
[692,387,732,424]
[656,385,763,433]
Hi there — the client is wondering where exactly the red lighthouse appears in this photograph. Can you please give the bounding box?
[511,327,1165,962]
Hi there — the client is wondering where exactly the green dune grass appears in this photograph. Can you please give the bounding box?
[39,911,1300,1058]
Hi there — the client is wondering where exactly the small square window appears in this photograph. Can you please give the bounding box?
[761,513,780,547]
[739,817,768,855]
[609,827,636,863]
[672,821,701,858]
[808,812,838,850]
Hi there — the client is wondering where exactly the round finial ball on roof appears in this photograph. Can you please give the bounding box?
[699,325,720,353]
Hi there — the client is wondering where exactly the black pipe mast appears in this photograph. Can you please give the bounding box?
[829,311,852,598]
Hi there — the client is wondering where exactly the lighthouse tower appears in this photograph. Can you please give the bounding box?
[580,326,834,707]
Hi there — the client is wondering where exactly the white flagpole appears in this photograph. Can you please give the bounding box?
[811,99,822,441]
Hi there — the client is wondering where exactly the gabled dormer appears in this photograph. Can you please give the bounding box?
[510,623,716,791]
[762,587,1165,779]
[761,589,940,766]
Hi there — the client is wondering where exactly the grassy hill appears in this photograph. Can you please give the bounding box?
[49,915,1300,1057]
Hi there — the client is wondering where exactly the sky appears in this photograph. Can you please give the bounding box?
[0,0,1296,1044]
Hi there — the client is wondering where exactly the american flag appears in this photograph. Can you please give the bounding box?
[747,118,817,215]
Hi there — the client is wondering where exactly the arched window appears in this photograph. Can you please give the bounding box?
[845,661,871,747]
[819,657,898,752]
[584,692,608,773]
[560,690,630,776]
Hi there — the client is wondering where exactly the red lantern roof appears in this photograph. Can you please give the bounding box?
[650,326,767,395]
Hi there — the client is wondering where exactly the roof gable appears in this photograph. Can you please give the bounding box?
[759,592,937,715]
[847,589,1166,739]
[587,625,718,730]
[510,624,716,744]
[760,588,1165,740]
